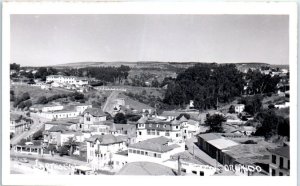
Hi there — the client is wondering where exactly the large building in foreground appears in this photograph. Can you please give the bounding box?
[269,145,290,176]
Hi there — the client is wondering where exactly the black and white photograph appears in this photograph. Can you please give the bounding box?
[2,1,298,186]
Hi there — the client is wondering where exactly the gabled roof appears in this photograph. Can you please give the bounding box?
[83,108,106,117]
[129,137,179,153]
[87,134,125,145]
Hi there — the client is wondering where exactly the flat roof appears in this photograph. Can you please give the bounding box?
[207,138,239,150]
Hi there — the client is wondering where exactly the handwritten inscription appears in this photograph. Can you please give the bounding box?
[224,164,262,173]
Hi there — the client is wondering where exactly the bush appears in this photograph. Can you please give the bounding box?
[32,129,43,140]
[58,145,70,156]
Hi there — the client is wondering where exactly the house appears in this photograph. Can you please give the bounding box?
[72,103,92,114]
[136,116,183,142]
[38,109,79,120]
[30,103,64,113]
[86,134,127,168]
[127,136,184,164]
[181,119,200,139]
[80,108,107,131]
[234,104,245,113]
[197,133,239,165]
[113,124,137,144]
[46,75,88,86]
[163,151,216,176]
[117,161,177,176]
[269,146,290,176]
[10,114,30,135]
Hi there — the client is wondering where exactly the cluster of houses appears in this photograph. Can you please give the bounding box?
[10,72,290,176]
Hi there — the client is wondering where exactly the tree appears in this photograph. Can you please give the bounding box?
[32,129,43,140]
[228,105,235,113]
[58,145,69,156]
[36,96,48,104]
[10,63,20,71]
[10,90,15,102]
[113,113,127,124]
[205,114,226,132]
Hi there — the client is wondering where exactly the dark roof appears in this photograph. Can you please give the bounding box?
[115,124,135,131]
[48,125,69,132]
[117,161,176,176]
[129,137,180,153]
[269,146,290,159]
[83,108,106,117]
[87,134,125,145]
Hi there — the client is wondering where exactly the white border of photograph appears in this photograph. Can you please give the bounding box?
[2,2,297,186]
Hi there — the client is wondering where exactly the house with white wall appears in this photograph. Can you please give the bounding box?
[46,75,88,86]
[86,134,127,169]
[136,116,183,143]
[127,136,185,164]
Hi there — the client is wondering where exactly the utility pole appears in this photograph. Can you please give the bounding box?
[177,155,181,176]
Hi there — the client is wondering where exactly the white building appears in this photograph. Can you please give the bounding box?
[136,116,183,143]
[79,108,107,131]
[86,134,127,168]
[30,103,64,113]
[38,110,79,120]
[127,136,185,164]
[46,75,88,86]
[234,104,245,113]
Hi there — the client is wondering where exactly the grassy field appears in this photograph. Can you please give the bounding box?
[11,84,72,103]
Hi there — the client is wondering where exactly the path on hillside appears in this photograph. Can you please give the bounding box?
[101,91,120,115]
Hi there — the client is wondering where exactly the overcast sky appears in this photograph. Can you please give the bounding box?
[11,14,289,66]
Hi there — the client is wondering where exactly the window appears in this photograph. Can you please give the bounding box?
[157,154,161,158]
[280,157,284,168]
[271,169,276,176]
[165,131,170,136]
[145,151,148,156]
[151,130,155,135]
[139,131,142,135]
[272,155,277,164]
[141,151,145,155]
[279,172,283,176]
[133,150,136,154]
[192,171,197,175]
[129,149,132,153]
[154,153,157,157]
[200,171,204,176]
[137,150,140,154]
[176,126,179,129]
[156,124,159,128]
[86,116,91,121]
[176,133,180,137]
[147,130,151,135]
[163,124,166,128]
[157,131,160,135]
[138,124,141,127]
[149,124,152,127]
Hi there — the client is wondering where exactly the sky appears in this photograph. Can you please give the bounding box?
[11,14,289,66]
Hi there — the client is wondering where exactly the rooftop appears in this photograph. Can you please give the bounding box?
[198,133,221,141]
[269,146,290,159]
[129,137,180,153]
[83,108,106,117]
[207,138,239,150]
[87,134,125,145]
[117,161,176,176]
